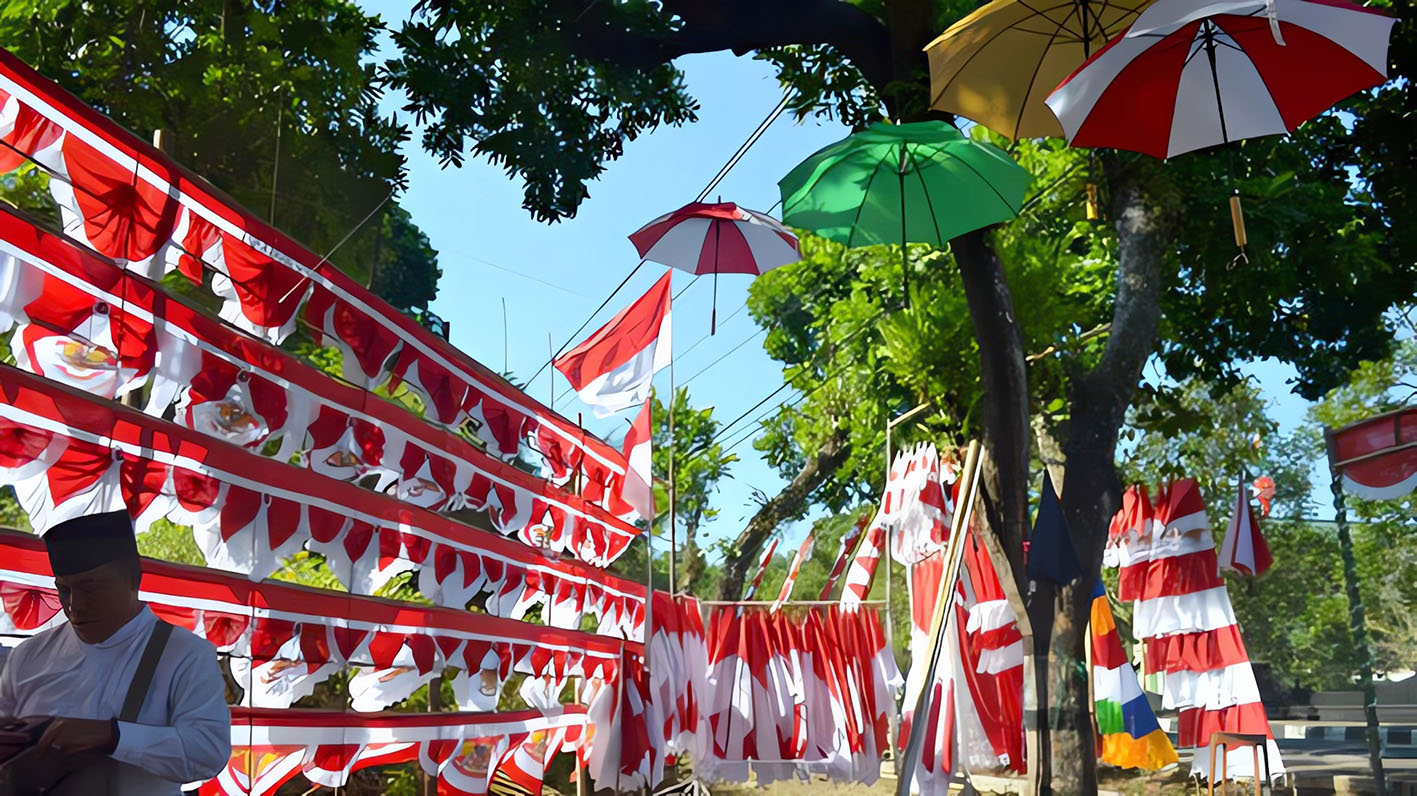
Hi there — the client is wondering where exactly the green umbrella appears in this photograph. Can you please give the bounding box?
[778,121,1032,297]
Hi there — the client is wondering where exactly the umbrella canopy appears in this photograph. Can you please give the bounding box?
[778,121,1031,252]
[629,201,799,333]
[925,0,1156,140]
[629,201,800,276]
[1045,0,1395,159]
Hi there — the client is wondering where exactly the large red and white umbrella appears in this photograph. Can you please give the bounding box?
[1045,0,1396,160]
[629,201,800,333]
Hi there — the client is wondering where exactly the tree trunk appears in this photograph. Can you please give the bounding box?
[717,430,851,600]
[1046,160,1173,794]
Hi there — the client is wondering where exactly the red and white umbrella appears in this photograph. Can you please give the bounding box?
[1045,0,1396,160]
[629,201,800,333]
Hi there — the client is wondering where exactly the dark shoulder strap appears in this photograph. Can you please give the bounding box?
[119,620,173,724]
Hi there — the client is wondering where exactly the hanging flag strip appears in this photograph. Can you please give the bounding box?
[646,593,709,765]
[1105,479,1285,784]
[1328,407,1417,501]
[0,206,637,565]
[770,531,815,612]
[699,604,899,786]
[1088,580,1178,771]
[201,708,586,796]
[0,367,647,638]
[818,511,869,600]
[742,537,779,601]
[1217,477,1272,577]
[0,530,637,714]
[0,47,627,500]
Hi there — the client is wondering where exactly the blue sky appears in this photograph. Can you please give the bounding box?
[361,1,1346,556]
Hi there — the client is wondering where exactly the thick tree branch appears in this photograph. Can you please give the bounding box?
[565,0,894,98]
[717,429,852,600]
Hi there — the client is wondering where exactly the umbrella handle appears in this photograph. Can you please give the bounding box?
[1229,191,1247,249]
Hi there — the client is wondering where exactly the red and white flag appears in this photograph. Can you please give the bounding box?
[839,516,886,610]
[619,398,656,521]
[743,538,780,601]
[818,512,870,600]
[1219,476,1272,577]
[555,273,672,418]
[771,531,816,612]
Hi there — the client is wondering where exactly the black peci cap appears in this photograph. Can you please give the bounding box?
[43,510,139,577]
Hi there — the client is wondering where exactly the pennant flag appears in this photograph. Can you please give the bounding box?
[771,531,815,612]
[742,538,779,601]
[1219,476,1272,577]
[818,511,869,600]
[620,398,656,521]
[554,273,672,418]
[1089,580,1178,771]
[839,516,886,610]
[1027,470,1080,585]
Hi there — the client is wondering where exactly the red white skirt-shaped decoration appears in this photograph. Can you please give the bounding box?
[1106,478,1285,784]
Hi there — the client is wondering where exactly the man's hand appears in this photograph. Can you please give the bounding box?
[35,717,117,758]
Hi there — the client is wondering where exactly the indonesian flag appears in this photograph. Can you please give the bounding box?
[742,538,779,601]
[771,531,815,612]
[620,398,656,521]
[555,272,672,418]
[1218,477,1272,577]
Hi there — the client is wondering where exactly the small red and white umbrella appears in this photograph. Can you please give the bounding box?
[629,201,800,333]
[1045,0,1396,160]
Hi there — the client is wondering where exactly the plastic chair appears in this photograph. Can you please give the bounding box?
[1206,732,1271,796]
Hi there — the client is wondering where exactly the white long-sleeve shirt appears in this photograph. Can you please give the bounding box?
[0,605,230,793]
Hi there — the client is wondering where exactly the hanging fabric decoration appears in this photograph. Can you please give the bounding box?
[0,46,627,499]
[839,514,887,609]
[1089,580,1179,771]
[199,708,586,796]
[1218,476,1272,577]
[646,593,710,763]
[0,530,632,713]
[1104,479,1285,784]
[619,397,656,521]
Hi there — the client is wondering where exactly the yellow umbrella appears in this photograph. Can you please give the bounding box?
[925,0,1155,141]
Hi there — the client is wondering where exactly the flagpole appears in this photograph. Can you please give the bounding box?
[669,351,677,595]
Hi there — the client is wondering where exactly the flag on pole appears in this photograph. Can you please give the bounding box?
[1219,476,1272,577]
[619,398,656,521]
[554,272,672,418]
[839,515,886,610]
[770,531,815,612]
[818,511,870,599]
[742,537,779,601]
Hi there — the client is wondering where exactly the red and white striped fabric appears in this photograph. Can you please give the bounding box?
[646,593,709,763]
[1330,407,1417,501]
[771,531,815,612]
[700,604,898,785]
[1045,0,1396,159]
[0,47,627,499]
[0,530,634,713]
[0,207,638,565]
[1105,479,1284,783]
[0,368,648,640]
[620,398,656,521]
[554,273,671,419]
[818,511,869,600]
[742,537,780,600]
[200,708,585,795]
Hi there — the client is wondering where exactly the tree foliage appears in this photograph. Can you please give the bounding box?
[651,387,736,593]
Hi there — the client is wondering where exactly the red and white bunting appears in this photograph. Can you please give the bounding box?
[700,605,899,785]
[555,273,672,419]
[0,207,638,564]
[0,530,635,713]
[0,49,627,497]
[770,531,815,612]
[1104,479,1285,784]
[200,708,585,796]
[0,368,647,640]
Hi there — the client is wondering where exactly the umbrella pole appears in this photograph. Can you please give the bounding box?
[898,157,911,305]
[712,217,721,335]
